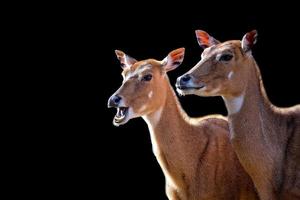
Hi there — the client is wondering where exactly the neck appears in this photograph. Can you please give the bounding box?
[142,77,196,190]
[142,77,190,156]
[224,58,271,116]
[223,57,274,143]
[223,57,282,192]
[223,92,245,115]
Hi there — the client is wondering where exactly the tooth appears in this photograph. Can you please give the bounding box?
[115,108,127,122]
[115,112,125,120]
[117,108,121,117]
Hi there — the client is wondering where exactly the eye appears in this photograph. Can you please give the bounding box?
[218,54,233,62]
[141,74,152,81]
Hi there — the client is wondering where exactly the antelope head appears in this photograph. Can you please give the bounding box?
[176,30,257,98]
[108,48,185,126]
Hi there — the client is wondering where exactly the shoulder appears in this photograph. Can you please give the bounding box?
[190,114,229,133]
[201,114,228,128]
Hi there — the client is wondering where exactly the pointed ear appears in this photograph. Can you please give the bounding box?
[195,30,220,49]
[115,50,137,69]
[161,48,185,72]
[241,30,258,53]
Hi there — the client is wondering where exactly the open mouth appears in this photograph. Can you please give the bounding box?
[113,107,129,125]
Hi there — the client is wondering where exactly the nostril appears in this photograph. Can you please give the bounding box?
[113,95,122,104]
[181,74,191,83]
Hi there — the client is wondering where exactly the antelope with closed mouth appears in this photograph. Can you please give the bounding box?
[176,30,300,200]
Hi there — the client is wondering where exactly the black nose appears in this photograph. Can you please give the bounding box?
[108,95,122,108]
[176,74,192,89]
[181,74,191,83]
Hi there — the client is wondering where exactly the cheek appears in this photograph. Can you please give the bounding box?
[194,63,217,81]
[129,86,153,113]
[131,97,150,112]
[202,64,214,75]
[205,75,228,91]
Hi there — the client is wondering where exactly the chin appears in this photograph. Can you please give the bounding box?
[176,86,208,96]
[113,116,130,126]
[177,88,197,96]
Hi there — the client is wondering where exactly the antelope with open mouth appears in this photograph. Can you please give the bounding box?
[108,48,258,200]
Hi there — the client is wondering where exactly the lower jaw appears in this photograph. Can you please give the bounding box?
[113,116,128,126]
[177,87,205,96]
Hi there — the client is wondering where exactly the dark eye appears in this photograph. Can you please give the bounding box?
[219,54,233,62]
[142,74,152,81]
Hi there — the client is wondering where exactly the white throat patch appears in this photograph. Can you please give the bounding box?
[223,93,245,115]
[142,106,163,129]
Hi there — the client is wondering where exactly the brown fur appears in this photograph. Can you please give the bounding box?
[109,49,259,200]
[178,35,300,200]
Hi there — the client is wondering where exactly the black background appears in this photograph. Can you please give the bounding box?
[32,3,300,199]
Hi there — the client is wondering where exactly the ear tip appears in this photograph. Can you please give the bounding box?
[195,30,207,35]
[195,29,205,33]
[172,48,185,55]
[249,29,258,36]
[195,30,211,40]
[115,49,125,56]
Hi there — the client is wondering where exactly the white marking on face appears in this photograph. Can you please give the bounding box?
[141,63,152,68]
[148,91,153,98]
[216,53,222,61]
[124,64,152,81]
[228,71,234,80]
[223,93,245,115]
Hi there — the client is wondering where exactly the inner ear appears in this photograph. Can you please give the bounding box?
[162,48,185,72]
[115,50,137,69]
[241,30,258,53]
[195,30,220,49]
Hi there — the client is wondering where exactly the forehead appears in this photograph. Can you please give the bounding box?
[203,40,241,55]
[122,59,161,76]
